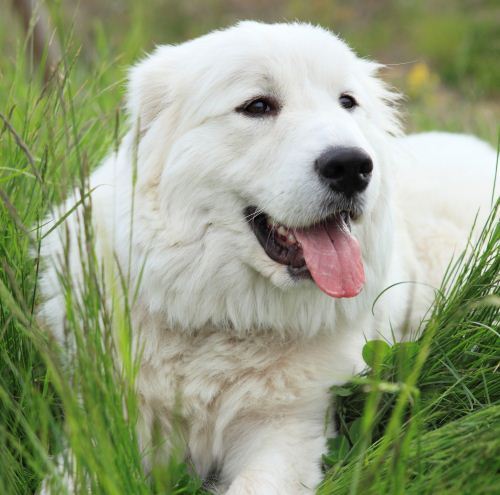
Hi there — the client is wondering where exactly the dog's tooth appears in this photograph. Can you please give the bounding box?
[277,226,288,237]
[287,233,297,244]
[266,217,273,227]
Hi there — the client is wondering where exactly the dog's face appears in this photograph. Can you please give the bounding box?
[126,22,400,333]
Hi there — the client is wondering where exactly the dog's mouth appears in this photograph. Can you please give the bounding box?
[245,206,365,298]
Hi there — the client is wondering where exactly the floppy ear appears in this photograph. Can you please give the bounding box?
[126,45,174,132]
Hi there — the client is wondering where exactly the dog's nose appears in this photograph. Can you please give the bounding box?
[315,147,373,196]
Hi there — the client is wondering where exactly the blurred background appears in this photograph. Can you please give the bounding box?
[1,0,499,138]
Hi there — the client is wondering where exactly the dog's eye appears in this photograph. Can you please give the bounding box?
[339,94,358,110]
[237,97,278,117]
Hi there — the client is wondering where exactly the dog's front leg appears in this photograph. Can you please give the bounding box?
[221,418,327,495]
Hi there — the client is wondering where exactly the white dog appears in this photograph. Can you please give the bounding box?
[39,22,497,494]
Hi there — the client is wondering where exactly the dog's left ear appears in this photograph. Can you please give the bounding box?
[126,45,176,133]
[360,60,402,138]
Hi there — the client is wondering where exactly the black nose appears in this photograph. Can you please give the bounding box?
[315,147,373,196]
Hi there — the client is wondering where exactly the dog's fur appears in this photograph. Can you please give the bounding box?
[39,22,497,494]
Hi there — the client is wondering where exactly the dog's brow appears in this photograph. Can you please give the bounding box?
[224,70,280,94]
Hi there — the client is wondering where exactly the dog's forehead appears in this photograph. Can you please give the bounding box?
[182,22,360,88]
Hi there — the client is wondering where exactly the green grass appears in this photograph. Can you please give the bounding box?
[321,201,499,494]
[1,1,499,494]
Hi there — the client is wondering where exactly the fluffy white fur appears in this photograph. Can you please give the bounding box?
[38,22,497,494]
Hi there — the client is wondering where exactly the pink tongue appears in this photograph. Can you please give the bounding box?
[294,219,364,298]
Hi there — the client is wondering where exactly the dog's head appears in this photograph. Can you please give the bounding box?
[123,22,401,335]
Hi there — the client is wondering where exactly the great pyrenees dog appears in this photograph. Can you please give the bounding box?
[39,21,496,494]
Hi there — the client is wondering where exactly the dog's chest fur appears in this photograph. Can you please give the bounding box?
[134,315,366,474]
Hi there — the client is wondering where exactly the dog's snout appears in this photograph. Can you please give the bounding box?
[315,147,373,196]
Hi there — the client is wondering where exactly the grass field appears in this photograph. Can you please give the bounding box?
[0,1,499,494]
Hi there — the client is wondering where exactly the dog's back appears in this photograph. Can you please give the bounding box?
[395,131,497,292]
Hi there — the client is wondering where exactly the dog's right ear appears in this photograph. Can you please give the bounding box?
[126,46,175,133]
